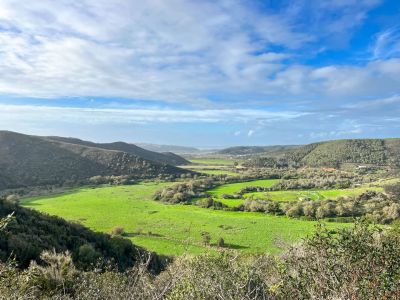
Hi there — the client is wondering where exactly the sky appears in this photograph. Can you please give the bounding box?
[0,0,399,147]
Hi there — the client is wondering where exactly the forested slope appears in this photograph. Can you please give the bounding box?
[246,139,400,168]
[0,131,189,190]
[46,136,190,165]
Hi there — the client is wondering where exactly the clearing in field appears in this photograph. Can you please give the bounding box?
[22,182,349,256]
[206,179,388,207]
[208,179,279,196]
[189,158,241,166]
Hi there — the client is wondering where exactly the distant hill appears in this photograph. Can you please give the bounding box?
[46,137,190,165]
[246,139,400,168]
[217,145,299,156]
[136,143,201,154]
[0,131,190,190]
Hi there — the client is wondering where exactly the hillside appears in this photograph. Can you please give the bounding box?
[0,131,189,190]
[0,199,164,271]
[217,145,299,156]
[246,139,400,168]
[46,137,190,165]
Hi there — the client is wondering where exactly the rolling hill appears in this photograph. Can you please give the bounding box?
[217,145,299,156]
[136,143,201,154]
[46,137,190,165]
[246,139,400,168]
[0,131,190,190]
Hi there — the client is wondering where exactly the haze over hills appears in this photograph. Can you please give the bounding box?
[46,137,190,166]
[245,139,400,168]
[136,143,202,154]
[0,131,190,190]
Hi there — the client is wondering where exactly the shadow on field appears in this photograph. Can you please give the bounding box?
[223,243,249,250]
[124,232,165,238]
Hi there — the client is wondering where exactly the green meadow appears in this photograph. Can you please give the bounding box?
[179,165,239,176]
[189,158,241,166]
[244,186,384,202]
[206,179,391,207]
[208,179,279,196]
[22,182,349,256]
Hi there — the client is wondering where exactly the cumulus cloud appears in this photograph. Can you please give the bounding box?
[0,0,392,104]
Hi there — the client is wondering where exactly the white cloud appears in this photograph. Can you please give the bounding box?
[371,27,400,60]
[0,104,308,125]
[0,0,308,103]
[247,130,255,137]
[0,0,392,105]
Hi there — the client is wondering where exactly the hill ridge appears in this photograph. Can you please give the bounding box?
[0,131,189,190]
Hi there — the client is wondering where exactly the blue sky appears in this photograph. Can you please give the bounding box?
[0,0,399,147]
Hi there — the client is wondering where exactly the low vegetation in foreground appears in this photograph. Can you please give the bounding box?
[1,215,399,299]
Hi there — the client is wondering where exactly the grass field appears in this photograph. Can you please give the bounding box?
[22,182,349,256]
[206,179,390,207]
[208,179,279,196]
[197,169,239,176]
[179,165,239,176]
[244,186,384,202]
[189,158,241,166]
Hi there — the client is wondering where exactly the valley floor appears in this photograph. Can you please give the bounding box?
[22,182,350,255]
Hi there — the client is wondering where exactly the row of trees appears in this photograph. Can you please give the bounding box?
[154,168,370,204]
[241,187,400,224]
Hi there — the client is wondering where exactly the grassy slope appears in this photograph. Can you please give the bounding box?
[22,183,348,256]
[208,179,279,196]
[244,186,384,202]
[189,158,240,166]
[208,178,399,207]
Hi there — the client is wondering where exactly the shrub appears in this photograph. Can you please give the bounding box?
[111,226,125,236]
[217,237,225,247]
[201,232,211,246]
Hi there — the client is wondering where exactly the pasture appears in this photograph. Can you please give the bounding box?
[189,158,241,166]
[206,179,388,207]
[208,179,279,196]
[22,182,349,256]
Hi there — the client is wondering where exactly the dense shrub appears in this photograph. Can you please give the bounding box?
[0,200,163,272]
[1,222,399,299]
[242,191,400,224]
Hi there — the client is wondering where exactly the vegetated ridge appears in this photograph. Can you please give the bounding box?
[246,138,400,168]
[46,136,190,165]
[136,143,202,154]
[0,131,190,190]
[217,145,299,156]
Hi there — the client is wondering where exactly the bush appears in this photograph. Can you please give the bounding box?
[111,226,125,236]
[201,232,211,246]
[384,183,400,200]
[277,222,400,299]
[217,237,225,247]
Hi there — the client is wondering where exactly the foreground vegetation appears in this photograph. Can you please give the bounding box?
[0,199,165,272]
[1,220,399,299]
